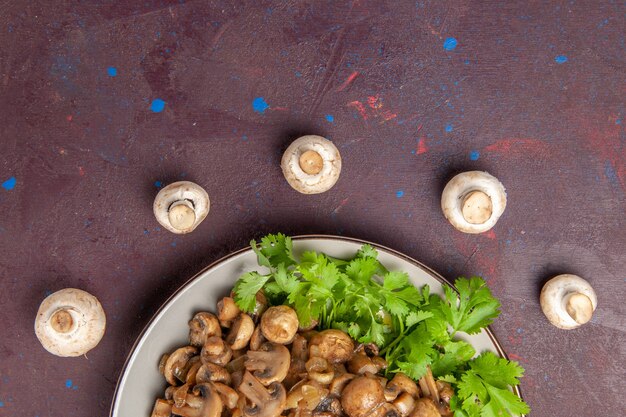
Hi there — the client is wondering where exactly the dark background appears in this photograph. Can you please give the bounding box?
[0,1,624,416]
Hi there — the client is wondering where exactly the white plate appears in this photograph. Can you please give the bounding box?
[110,235,521,417]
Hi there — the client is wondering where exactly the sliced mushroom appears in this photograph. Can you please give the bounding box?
[436,381,453,405]
[441,171,507,234]
[281,135,342,194]
[172,382,223,417]
[165,386,177,400]
[196,362,232,385]
[284,334,309,390]
[34,288,106,357]
[540,274,597,329]
[213,382,240,409]
[393,392,416,416]
[201,336,233,366]
[409,398,440,417]
[340,375,386,417]
[238,371,287,417]
[174,384,192,408]
[347,353,386,375]
[164,346,198,385]
[313,395,343,416]
[418,368,439,404]
[186,358,203,385]
[384,373,420,402]
[306,356,335,385]
[329,373,355,396]
[261,305,299,344]
[151,398,174,417]
[369,403,402,417]
[245,342,291,385]
[309,330,354,364]
[226,314,255,350]
[300,382,330,410]
[189,312,222,347]
[250,326,266,351]
[218,297,241,328]
[154,181,210,234]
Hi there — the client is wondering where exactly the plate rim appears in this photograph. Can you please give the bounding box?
[109,234,524,416]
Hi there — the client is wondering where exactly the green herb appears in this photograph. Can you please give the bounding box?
[233,233,529,417]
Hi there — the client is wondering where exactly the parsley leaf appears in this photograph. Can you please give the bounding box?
[233,271,270,312]
[438,277,501,334]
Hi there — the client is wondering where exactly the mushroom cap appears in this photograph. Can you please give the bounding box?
[281,135,342,194]
[34,288,106,357]
[540,274,597,329]
[341,375,386,417]
[261,305,299,344]
[441,171,507,234]
[226,314,255,350]
[309,329,355,364]
[189,312,222,347]
[154,181,210,234]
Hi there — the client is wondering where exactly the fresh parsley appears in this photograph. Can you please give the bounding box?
[233,233,529,417]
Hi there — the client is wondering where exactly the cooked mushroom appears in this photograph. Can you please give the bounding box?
[309,330,354,364]
[441,171,507,234]
[245,342,291,385]
[250,326,266,351]
[436,381,453,405]
[313,395,343,416]
[300,382,330,410]
[540,274,597,329]
[213,382,240,409]
[281,135,342,194]
[384,373,420,402]
[151,398,174,417]
[393,392,416,416]
[347,353,386,375]
[340,375,386,417]
[154,181,210,234]
[306,356,335,385]
[226,314,255,350]
[201,336,233,366]
[163,346,198,385]
[34,288,106,357]
[238,371,287,417]
[196,362,232,385]
[418,367,439,404]
[369,403,402,417]
[189,312,222,347]
[218,297,241,328]
[329,373,355,396]
[284,334,309,389]
[409,398,440,417]
[261,306,299,344]
[172,382,223,417]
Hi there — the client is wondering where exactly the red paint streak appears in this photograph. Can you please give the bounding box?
[582,124,625,190]
[484,138,549,155]
[508,353,524,363]
[416,138,428,155]
[78,166,85,176]
[347,101,368,120]
[332,198,350,214]
[66,115,73,121]
[380,110,397,122]
[336,71,359,92]
[484,230,496,240]
[367,95,382,109]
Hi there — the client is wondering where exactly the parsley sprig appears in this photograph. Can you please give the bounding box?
[233,233,529,417]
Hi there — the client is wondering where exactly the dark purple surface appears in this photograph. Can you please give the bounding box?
[0,1,624,416]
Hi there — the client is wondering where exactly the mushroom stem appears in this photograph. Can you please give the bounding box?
[564,292,593,324]
[50,309,75,333]
[418,367,439,404]
[169,200,196,231]
[299,150,324,175]
[461,190,492,224]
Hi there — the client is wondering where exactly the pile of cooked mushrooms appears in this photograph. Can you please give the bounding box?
[152,293,453,417]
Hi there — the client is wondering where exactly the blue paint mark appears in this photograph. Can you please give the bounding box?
[150,98,165,113]
[294,71,302,77]
[0,401,3,407]
[396,190,404,198]
[443,37,458,51]
[616,117,622,125]
[516,328,523,334]
[252,97,269,114]
[171,241,177,247]
[470,150,480,160]
[464,59,470,65]
[73,386,78,390]
[154,181,162,188]
[597,18,609,28]
[604,161,619,186]
[106,67,117,77]
[242,135,248,141]
[554,55,568,64]
[445,124,453,133]
[143,229,149,235]
[325,114,334,123]
[2,177,16,190]
[65,379,73,388]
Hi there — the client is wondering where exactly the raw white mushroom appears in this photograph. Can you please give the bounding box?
[153,181,210,234]
[540,274,597,329]
[35,288,106,357]
[281,135,341,194]
[441,171,507,234]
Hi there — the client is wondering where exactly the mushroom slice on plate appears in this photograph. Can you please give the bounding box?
[281,135,342,194]
[163,346,198,385]
[201,336,233,366]
[151,398,174,417]
[34,288,106,357]
[261,305,299,345]
[238,371,287,417]
[153,181,210,234]
[441,171,507,234]
[540,274,597,329]
[172,382,223,417]
[245,342,291,385]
